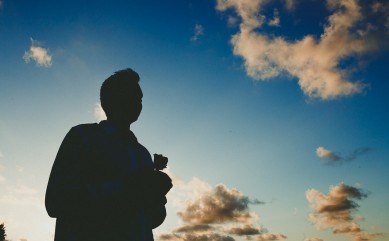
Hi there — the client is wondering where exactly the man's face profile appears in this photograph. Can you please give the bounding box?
[100,68,144,127]
[108,83,143,125]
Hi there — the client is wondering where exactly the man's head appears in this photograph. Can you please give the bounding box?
[100,68,143,126]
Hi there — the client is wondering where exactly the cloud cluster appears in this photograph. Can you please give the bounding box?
[23,38,52,67]
[178,184,257,224]
[216,0,389,99]
[316,146,372,166]
[158,178,286,241]
[306,183,381,241]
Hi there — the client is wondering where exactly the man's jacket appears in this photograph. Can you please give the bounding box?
[46,121,166,241]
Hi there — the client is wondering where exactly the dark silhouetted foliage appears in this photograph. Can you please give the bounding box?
[0,223,6,241]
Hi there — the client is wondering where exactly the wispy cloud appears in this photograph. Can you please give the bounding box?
[223,224,262,236]
[23,38,52,67]
[158,177,285,241]
[285,0,295,11]
[371,1,389,31]
[94,102,106,121]
[316,146,372,166]
[0,152,5,183]
[0,184,43,209]
[255,233,287,241]
[306,183,381,241]
[0,173,5,183]
[216,0,389,100]
[190,24,204,42]
[304,238,323,241]
[268,9,280,27]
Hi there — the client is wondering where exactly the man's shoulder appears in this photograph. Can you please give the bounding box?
[68,123,100,137]
[71,123,99,131]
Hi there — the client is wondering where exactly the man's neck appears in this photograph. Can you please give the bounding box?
[106,118,131,132]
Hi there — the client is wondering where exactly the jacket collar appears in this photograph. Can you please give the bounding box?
[99,120,138,144]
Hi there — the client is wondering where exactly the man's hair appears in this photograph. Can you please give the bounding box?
[100,68,140,115]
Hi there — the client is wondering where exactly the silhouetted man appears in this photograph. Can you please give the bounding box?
[46,68,172,241]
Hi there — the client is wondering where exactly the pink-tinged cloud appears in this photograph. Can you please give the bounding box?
[316,147,341,162]
[306,183,381,241]
[304,238,323,241]
[178,184,257,224]
[255,233,287,241]
[316,147,372,166]
[216,0,389,100]
[159,233,235,241]
[173,224,215,234]
[158,179,285,241]
[333,222,361,234]
[224,224,262,236]
[306,183,367,228]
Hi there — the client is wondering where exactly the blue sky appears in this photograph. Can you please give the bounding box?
[0,0,389,241]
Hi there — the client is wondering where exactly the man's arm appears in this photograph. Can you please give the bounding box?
[45,127,86,218]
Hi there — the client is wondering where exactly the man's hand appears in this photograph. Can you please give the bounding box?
[154,154,168,170]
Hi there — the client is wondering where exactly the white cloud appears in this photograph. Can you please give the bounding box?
[216,0,387,100]
[190,24,204,42]
[23,38,52,67]
[94,102,106,121]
